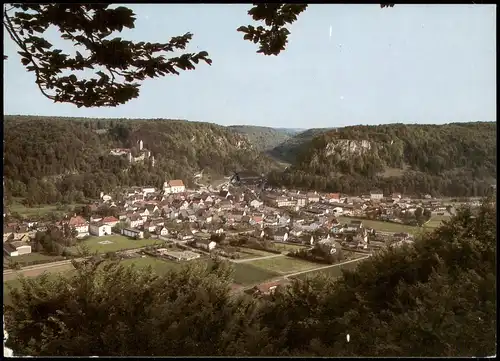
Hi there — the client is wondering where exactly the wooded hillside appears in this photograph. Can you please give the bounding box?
[267,122,496,197]
[228,125,294,152]
[4,115,279,205]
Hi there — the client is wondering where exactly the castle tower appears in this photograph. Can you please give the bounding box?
[151,156,155,168]
[138,140,143,151]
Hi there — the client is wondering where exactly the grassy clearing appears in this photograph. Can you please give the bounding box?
[248,256,321,275]
[338,216,419,234]
[293,257,367,280]
[424,215,451,229]
[8,201,86,217]
[4,253,64,267]
[120,256,185,275]
[232,262,280,285]
[237,247,276,259]
[272,242,307,252]
[69,235,162,254]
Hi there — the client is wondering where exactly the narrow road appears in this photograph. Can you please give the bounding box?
[231,253,283,264]
[233,254,372,295]
[3,261,76,282]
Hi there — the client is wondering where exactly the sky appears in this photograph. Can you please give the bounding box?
[3,4,496,129]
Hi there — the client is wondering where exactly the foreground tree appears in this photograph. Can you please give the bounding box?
[5,199,496,357]
[5,258,267,356]
[256,199,496,357]
[4,3,393,108]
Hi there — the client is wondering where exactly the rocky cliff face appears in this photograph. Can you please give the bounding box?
[324,139,372,157]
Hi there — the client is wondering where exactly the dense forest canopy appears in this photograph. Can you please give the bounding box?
[5,200,496,357]
[3,115,279,205]
[267,122,496,197]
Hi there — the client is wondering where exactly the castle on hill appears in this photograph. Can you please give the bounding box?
[110,140,155,167]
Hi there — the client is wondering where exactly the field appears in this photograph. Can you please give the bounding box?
[237,247,277,259]
[68,235,162,254]
[4,253,64,268]
[338,216,419,234]
[8,200,86,217]
[121,256,190,274]
[272,242,307,252]
[232,262,280,285]
[293,256,368,280]
[424,214,451,229]
[247,255,320,275]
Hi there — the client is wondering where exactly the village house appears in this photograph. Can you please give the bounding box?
[156,226,169,237]
[142,186,156,195]
[121,228,144,239]
[178,229,195,241]
[325,193,341,203]
[250,215,264,227]
[345,220,363,232]
[290,228,303,237]
[145,204,160,215]
[370,190,384,201]
[331,225,344,234]
[129,214,144,228]
[89,222,112,237]
[101,216,119,227]
[66,215,89,238]
[164,179,186,194]
[4,240,32,257]
[307,192,320,203]
[273,228,289,242]
[3,225,34,243]
[195,238,217,251]
[218,200,233,211]
[249,199,263,209]
[142,221,157,233]
[90,215,103,223]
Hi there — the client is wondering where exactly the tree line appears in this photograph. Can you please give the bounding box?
[4,115,278,206]
[266,122,496,197]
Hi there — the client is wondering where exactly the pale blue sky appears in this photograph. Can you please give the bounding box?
[3,4,496,128]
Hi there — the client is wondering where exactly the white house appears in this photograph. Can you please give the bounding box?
[273,229,289,242]
[129,215,144,228]
[156,226,169,236]
[370,190,384,200]
[122,228,144,239]
[197,239,217,251]
[142,186,156,195]
[249,199,263,208]
[332,206,344,215]
[89,222,112,237]
[163,179,186,194]
[101,216,119,228]
[67,216,89,238]
[143,222,157,232]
